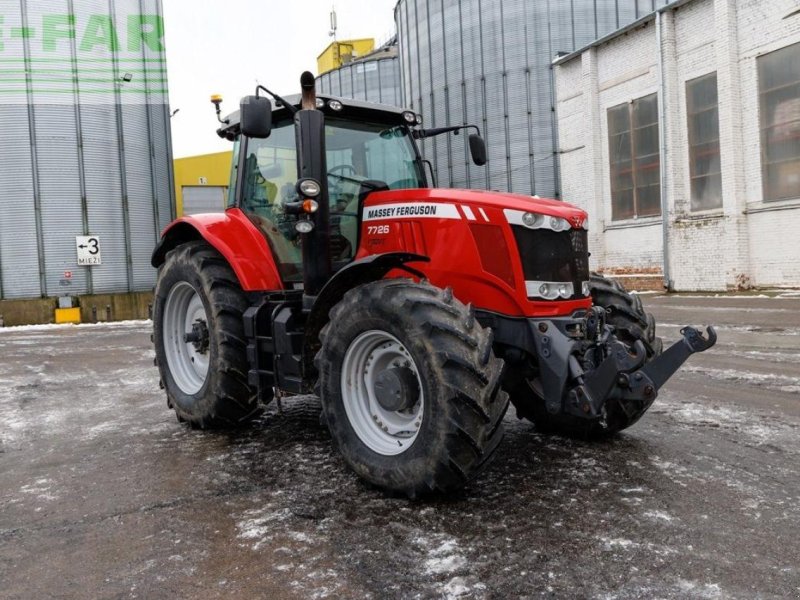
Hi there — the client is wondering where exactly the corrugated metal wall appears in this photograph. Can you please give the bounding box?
[394,0,671,197]
[0,0,174,300]
[317,55,402,108]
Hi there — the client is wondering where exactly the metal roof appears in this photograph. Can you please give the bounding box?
[552,0,699,66]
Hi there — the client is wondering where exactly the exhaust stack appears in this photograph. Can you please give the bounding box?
[300,71,317,110]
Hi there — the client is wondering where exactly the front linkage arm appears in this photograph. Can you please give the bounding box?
[570,325,717,418]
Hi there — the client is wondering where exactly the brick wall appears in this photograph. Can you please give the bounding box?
[555,0,800,290]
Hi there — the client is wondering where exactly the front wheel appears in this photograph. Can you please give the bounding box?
[153,241,263,428]
[316,279,508,497]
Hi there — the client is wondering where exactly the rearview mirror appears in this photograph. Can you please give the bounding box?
[240,95,272,138]
[469,133,486,166]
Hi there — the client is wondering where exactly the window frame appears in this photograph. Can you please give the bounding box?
[607,92,662,221]
[685,72,723,211]
[757,41,800,202]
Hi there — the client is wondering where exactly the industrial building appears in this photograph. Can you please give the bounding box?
[393,0,672,196]
[0,0,173,323]
[554,0,800,290]
[316,2,667,198]
[316,38,377,75]
[317,39,402,107]
[173,151,232,216]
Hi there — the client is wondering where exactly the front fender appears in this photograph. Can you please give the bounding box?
[303,252,430,375]
[151,208,283,291]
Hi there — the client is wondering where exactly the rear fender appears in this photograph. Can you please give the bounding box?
[151,208,283,291]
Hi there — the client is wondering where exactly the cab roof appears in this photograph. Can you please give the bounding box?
[217,93,416,140]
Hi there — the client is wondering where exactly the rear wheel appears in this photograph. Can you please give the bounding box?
[316,279,508,497]
[153,241,263,428]
[510,273,662,438]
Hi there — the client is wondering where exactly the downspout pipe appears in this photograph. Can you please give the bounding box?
[656,11,672,290]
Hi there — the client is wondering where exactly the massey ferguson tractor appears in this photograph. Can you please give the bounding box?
[152,72,716,497]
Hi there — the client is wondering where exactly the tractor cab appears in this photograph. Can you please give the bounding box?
[213,86,485,290]
[216,94,425,285]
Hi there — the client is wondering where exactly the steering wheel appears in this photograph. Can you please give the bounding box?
[328,165,361,187]
[329,164,357,176]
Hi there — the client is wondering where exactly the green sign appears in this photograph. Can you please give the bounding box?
[0,11,167,99]
[0,13,165,53]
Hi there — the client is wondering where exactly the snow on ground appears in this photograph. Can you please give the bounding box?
[2,296,799,598]
[679,364,800,395]
[0,319,151,334]
[655,396,799,445]
[658,321,800,336]
[657,304,794,314]
[718,348,800,364]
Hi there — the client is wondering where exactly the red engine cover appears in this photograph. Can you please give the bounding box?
[355,188,592,318]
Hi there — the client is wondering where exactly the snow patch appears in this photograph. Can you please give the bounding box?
[600,537,637,550]
[0,319,151,334]
[423,539,467,575]
[676,579,723,598]
[721,349,800,364]
[19,478,59,501]
[680,365,800,394]
[657,398,798,444]
[443,577,485,598]
[643,510,675,523]
[235,504,293,550]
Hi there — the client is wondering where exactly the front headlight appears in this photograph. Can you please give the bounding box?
[522,212,544,228]
[526,280,577,300]
[297,178,321,198]
[549,216,571,232]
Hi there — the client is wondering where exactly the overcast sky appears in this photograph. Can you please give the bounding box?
[163,0,398,158]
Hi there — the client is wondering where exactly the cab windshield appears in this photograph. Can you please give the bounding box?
[238,116,424,282]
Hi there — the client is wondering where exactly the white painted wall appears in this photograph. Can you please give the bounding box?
[555,0,800,290]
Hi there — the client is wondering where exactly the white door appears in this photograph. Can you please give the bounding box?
[182,186,226,215]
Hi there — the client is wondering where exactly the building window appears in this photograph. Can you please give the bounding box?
[686,73,722,211]
[607,93,661,220]
[758,42,800,201]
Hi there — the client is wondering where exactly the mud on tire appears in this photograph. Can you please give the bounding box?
[153,241,263,428]
[510,273,662,438]
[315,279,509,498]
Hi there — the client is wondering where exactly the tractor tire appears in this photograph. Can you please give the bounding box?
[153,241,263,428]
[510,273,662,438]
[316,279,509,498]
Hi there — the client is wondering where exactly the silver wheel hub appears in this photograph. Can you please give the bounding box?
[163,281,210,395]
[341,330,424,456]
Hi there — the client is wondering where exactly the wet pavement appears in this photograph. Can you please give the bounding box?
[1,293,799,599]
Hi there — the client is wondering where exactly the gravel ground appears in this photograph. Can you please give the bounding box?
[1,294,799,599]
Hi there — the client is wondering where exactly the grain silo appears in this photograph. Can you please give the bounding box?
[0,0,173,308]
[394,0,671,197]
[317,39,402,107]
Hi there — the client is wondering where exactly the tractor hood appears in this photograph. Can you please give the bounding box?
[362,188,589,229]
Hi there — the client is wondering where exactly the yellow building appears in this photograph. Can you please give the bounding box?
[173,151,233,216]
[317,38,374,75]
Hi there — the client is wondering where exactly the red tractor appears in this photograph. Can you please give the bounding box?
[152,73,715,497]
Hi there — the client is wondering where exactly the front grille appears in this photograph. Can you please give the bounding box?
[511,227,590,298]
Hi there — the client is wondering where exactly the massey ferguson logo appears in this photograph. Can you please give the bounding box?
[570,215,584,228]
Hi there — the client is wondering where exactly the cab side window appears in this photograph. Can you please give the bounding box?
[240,124,303,282]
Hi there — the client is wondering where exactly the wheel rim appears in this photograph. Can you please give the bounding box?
[162,281,210,395]
[341,330,424,456]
